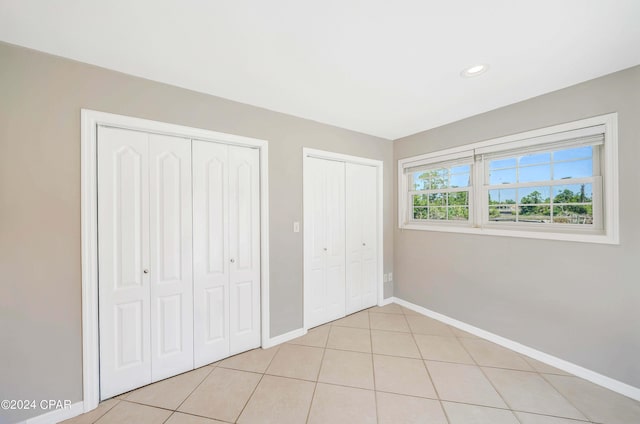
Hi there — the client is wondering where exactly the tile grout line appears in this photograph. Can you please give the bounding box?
[404,308,452,424]
[105,365,216,424]
[287,342,586,374]
[83,397,123,424]
[412,304,604,423]
[304,321,331,424]
[538,370,597,423]
[233,372,264,422]
[121,398,182,412]
[252,376,595,424]
[233,345,283,423]
[455,329,525,424]
[85,398,121,424]
[368,309,380,424]
[161,407,235,424]
[161,411,175,424]
[436,399,595,423]
[173,364,216,413]
[215,346,282,374]
[264,375,598,423]
[203,358,596,424]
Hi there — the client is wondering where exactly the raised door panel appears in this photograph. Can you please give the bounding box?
[304,157,328,328]
[149,134,193,381]
[98,126,151,399]
[228,145,261,354]
[324,160,346,322]
[192,140,230,367]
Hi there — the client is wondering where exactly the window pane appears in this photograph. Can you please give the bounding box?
[489,168,516,185]
[490,158,517,169]
[489,206,516,222]
[489,189,516,205]
[520,201,551,219]
[450,173,470,188]
[448,206,469,221]
[553,184,593,203]
[554,146,592,161]
[518,206,550,223]
[429,207,447,220]
[429,193,446,206]
[412,173,429,190]
[519,152,550,166]
[553,205,593,224]
[429,169,449,189]
[553,159,593,180]
[519,164,551,183]
[518,186,550,204]
[451,165,470,174]
[412,194,428,206]
[448,191,468,206]
[413,207,428,220]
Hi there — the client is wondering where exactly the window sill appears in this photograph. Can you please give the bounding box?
[400,223,618,245]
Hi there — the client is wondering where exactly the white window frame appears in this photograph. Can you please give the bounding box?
[398,113,619,244]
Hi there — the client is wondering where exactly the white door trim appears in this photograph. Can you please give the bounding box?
[81,109,270,412]
[302,148,384,330]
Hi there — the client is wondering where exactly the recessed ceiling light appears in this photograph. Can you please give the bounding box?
[461,64,489,78]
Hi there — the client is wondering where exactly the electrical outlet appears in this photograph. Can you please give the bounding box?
[293,221,300,232]
[388,272,393,281]
[383,273,388,283]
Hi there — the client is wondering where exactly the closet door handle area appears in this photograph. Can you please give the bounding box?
[362,242,366,246]
[230,258,235,263]
[323,247,328,251]
[143,269,149,274]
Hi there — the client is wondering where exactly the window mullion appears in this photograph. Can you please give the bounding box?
[474,157,484,227]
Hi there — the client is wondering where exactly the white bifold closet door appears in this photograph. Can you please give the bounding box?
[346,163,378,314]
[192,140,261,368]
[304,157,346,329]
[98,126,193,399]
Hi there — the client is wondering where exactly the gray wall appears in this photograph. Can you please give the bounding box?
[0,42,394,422]
[394,65,640,388]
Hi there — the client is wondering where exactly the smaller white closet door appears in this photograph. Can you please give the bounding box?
[98,127,151,399]
[305,157,346,328]
[148,134,193,381]
[346,163,378,314]
[228,145,261,354]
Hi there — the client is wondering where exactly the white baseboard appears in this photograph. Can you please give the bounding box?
[379,297,394,306]
[12,401,85,424]
[391,296,640,402]
[262,327,307,349]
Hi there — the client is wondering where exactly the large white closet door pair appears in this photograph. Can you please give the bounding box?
[98,127,260,400]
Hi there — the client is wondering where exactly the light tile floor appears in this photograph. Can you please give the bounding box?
[62,303,640,424]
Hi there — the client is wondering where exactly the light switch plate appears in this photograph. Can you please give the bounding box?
[388,272,393,281]
[383,274,388,283]
[293,221,300,233]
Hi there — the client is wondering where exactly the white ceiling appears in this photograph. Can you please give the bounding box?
[1,1,640,139]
